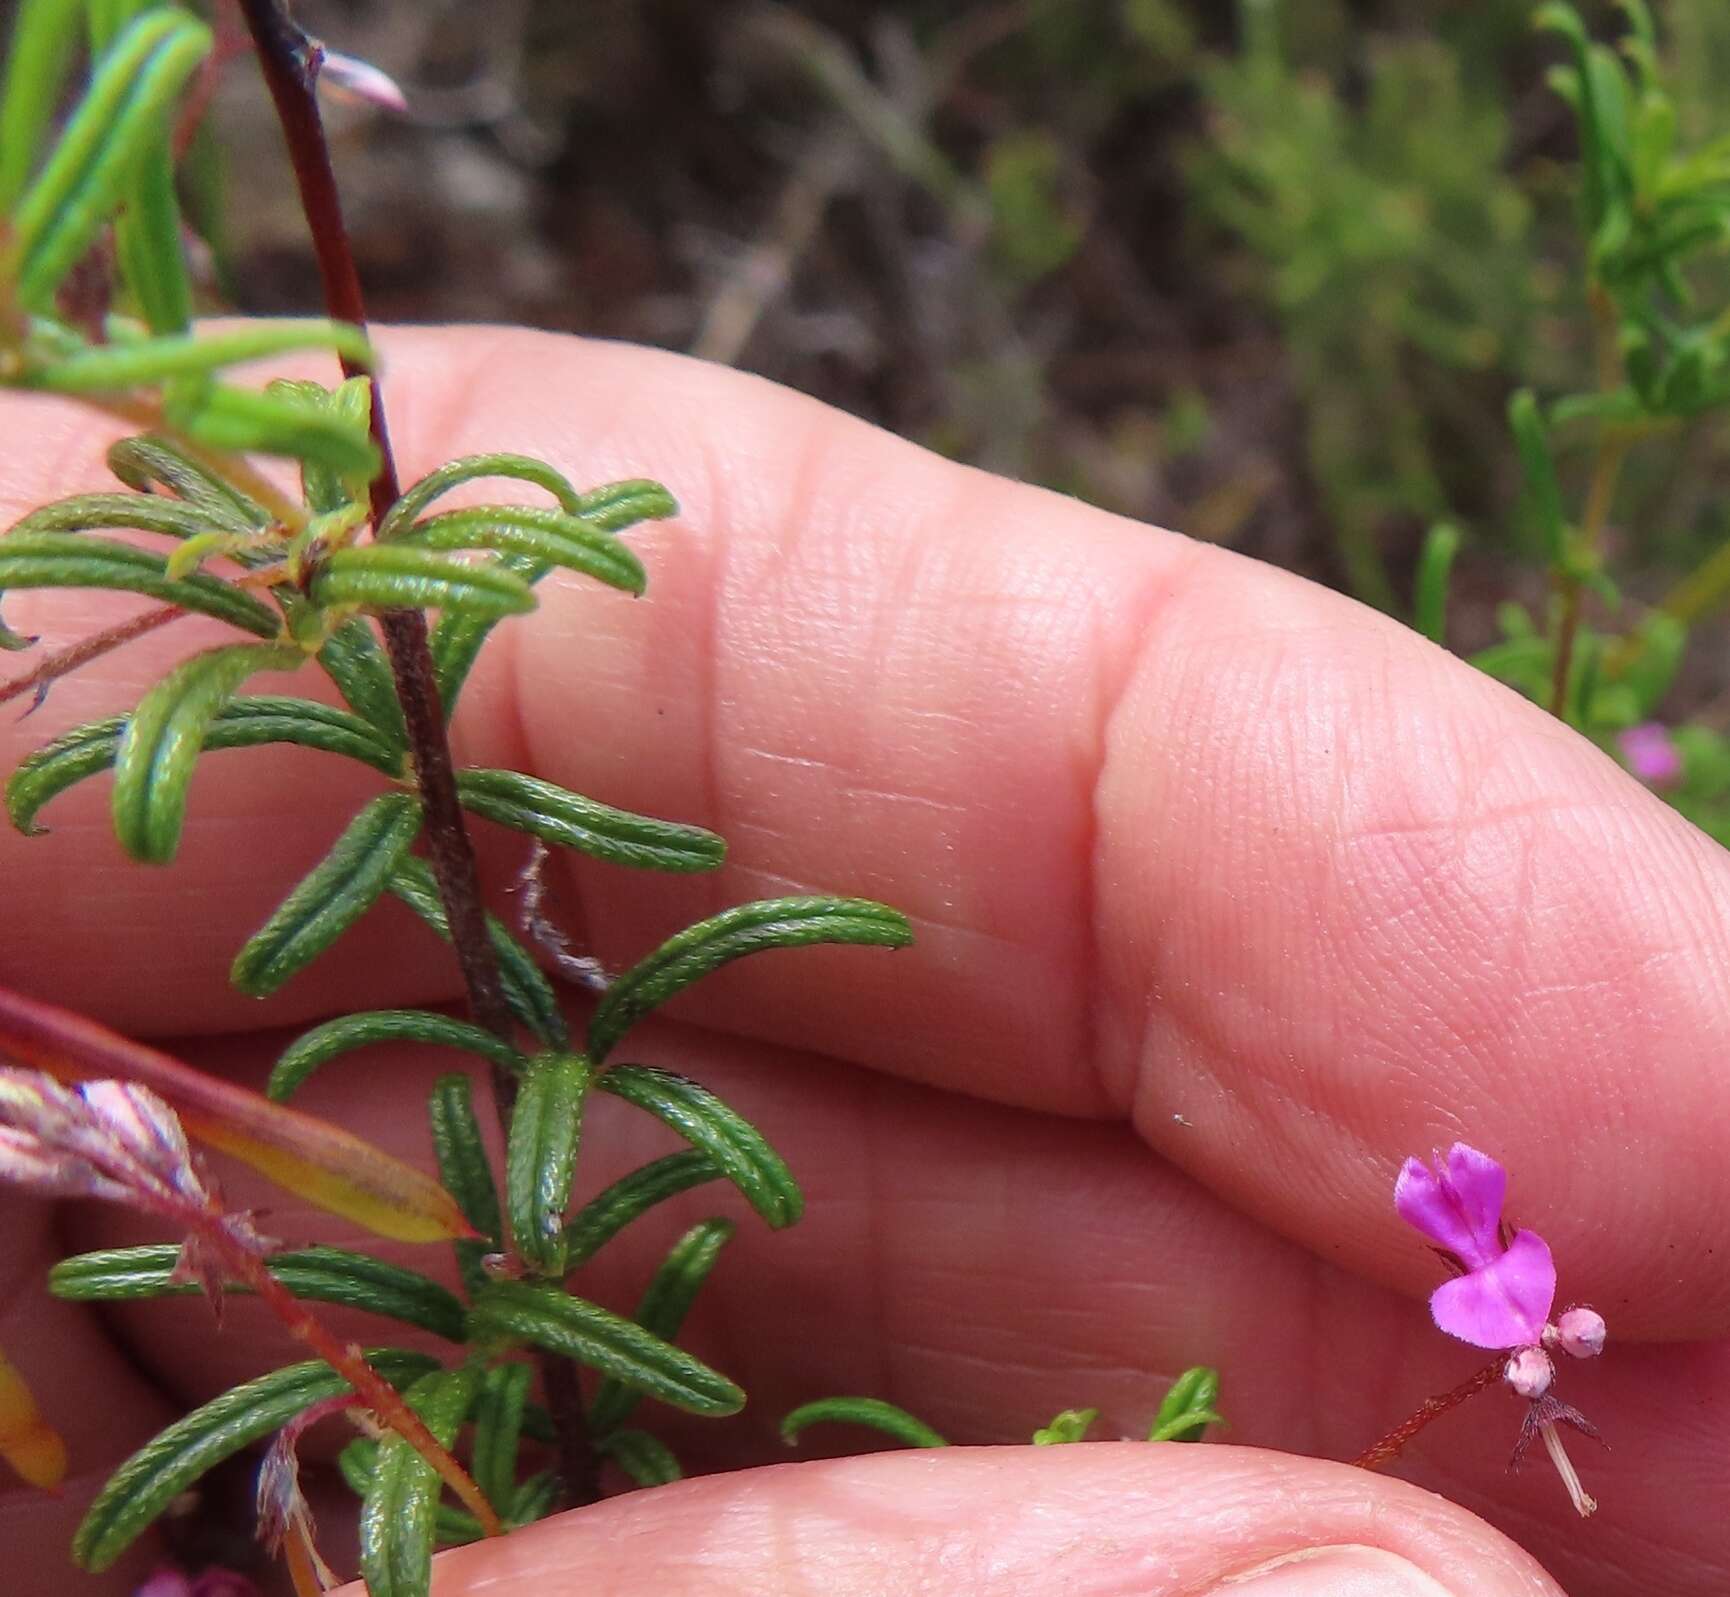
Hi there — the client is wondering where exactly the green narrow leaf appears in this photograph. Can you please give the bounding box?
[1506,390,1568,567]
[311,545,536,620]
[106,434,272,532]
[316,618,411,752]
[598,1429,682,1487]
[8,696,401,837]
[21,323,374,390]
[72,1349,438,1573]
[1413,522,1461,646]
[1147,1366,1223,1442]
[271,1009,527,1102]
[429,1073,502,1296]
[589,897,912,1062]
[427,553,544,715]
[595,1066,802,1229]
[359,1365,482,1597]
[390,857,568,1046]
[456,768,725,874]
[379,453,592,539]
[111,107,190,335]
[589,1219,734,1437]
[113,642,303,863]
[230,793,424,996]
[11,12,212,313]
[0,532,282,636]
[780,1397,947,1449]
[0,0,83,215]
[508,1470,561,1524]
[338,1439,485,1545]
[468,1280,743,1417]
[506,1052,593,1275]
[166,379,379,478]
[571,479,680,533]
[1032,1407,1098,1445]
[0,606,34,651]
[267,376,373,513]
[87,0,148,50]
[563,1149,723,1268]
[12,491,243,542]
[50,1244,466,1341]
[402,506,646,595]
[471,1361,532,1514]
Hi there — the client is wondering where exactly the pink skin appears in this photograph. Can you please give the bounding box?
[1,329,1727,1595]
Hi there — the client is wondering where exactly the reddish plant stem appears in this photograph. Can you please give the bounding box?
[0,601,187,708]
[234,0,599,1507]
[221,1238,503,1536]
[1352,1356,1506,1470]
[232,0,517,1063]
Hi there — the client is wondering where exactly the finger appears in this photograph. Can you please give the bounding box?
[4,330,1729,1333]
[332,1444,1563,1597]
[69,1024,1723,1596]
[0,1194,175,1594]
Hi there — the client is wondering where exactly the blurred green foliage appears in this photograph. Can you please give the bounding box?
[1187,0,1563,612]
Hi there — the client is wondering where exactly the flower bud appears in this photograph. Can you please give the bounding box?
[1554,1306,1606,1359]
[1504,1345,1554,1399]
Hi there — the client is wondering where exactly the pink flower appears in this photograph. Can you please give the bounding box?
[1394,1143,1556,1349]
[1393,1143,1609,1517]
[1618,722,1682,788]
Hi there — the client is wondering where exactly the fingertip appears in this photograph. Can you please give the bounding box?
[342,1445,1561,1596]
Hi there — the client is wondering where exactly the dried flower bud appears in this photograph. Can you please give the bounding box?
[315,48,409,115]
[1553,1306,1606,1359]
[1503,1345,1554,1399]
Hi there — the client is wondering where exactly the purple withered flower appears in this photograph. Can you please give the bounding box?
[1394,1143,1607,1517]
[0,1069,275,1310]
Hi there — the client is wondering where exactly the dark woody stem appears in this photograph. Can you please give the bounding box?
[235,0,600,1510]
[1351,1355,1505,1470]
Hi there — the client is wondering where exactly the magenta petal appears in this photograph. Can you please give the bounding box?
[1428,1228,1557,1348]
[1394,1143,1507,1268]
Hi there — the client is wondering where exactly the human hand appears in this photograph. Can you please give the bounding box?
[1,328,1723,1596]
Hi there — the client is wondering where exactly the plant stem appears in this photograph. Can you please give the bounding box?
[235,0,599,1506]
[0,600,186,708]
[1549,285,1626,721]
[1548,429,1628,719]
[1351,1355,1504,1470]
[221,1237,503,1536]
